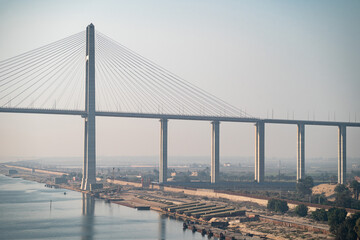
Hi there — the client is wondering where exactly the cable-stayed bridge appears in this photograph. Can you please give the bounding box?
[0,24,359,190]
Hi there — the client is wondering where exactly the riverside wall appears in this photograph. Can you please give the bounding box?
[4,165,68,176]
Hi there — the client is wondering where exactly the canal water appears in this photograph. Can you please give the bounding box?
[0,174,205,240]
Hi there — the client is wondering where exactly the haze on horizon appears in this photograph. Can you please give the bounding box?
[0,0,359,165]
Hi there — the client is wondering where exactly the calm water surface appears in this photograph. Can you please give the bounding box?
[0,175,205,240]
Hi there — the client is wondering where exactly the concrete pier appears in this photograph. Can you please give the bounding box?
[211,121,220,183]
[81,24,96,190]
[297,124,305,181]
[255,121,265,183]
[81,120,88,188]
[338,125,346,184]
[159,118,168,183]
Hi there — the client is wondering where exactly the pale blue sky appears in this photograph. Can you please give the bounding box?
[0,0,359,162]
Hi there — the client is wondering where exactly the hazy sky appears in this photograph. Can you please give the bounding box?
[0,0,359,163]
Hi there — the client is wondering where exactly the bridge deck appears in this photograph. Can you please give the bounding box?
[1,107,360,127]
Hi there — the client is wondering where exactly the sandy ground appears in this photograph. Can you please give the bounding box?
[312,183,337,200]
[234,221,331,240]
[110,188,331,239]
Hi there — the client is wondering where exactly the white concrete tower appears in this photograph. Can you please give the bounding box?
[159,118,168,183]
[255,121,265,183]
[211,121,220,183]
[81,24,96,190]
[297,123,305,181]
[338,125,346,184]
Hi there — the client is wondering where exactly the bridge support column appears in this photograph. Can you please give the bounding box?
[338,125,346,184]
[81,120,88,188]
[159,119,168,183]
[297,124,305,181]
[255,121,265,183]
[211,121,220,183]
[81,24,96,191]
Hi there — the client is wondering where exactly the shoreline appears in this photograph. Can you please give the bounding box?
[0,173,239,239]
[0,172,163,212]
[1,165,333,239]
[1,172,261,239]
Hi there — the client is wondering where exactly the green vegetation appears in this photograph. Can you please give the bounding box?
[311,208,328,221]
[267,199,289,213]
[350,180,360,200]
[351,200,360,210]
[334,184,360,209]
[312,194,328,205]
[311,207,360,239]
[355,218,360,238]
[328,208,347,234]
[330,211,360,240]
[335,184,352,208]
[294,204,308,217]
[296,176,314,196]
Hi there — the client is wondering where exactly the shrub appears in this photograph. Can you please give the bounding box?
[267,198,289,213]
[267,198,276,211]
[296,176,314,196]
[350,180,360,200]
[351,199,360,210]
[294,204,308,217]
[333,213,360,240]
[355,218,360,239]
[327,208,347,234]
[311,209,328,221]
[335,185,352,208]
[275,200,289,213]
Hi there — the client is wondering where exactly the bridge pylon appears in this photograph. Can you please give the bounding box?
[255,121,265,183]
[297,123,305,181]
[159,119,168,183]
[81,24,96,190]
[211,121,220,183]
[338,125,346,184]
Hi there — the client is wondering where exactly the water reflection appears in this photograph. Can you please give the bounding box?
[82,193,95,240]
[0,175,206,240]
[158,214,166,240]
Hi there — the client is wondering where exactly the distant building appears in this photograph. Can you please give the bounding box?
[72,176,80,181]
[141,177,150,188]
[54,177,67,184]
[190,171,198,177]
[9,169,18,175]
[352,164,360,169]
